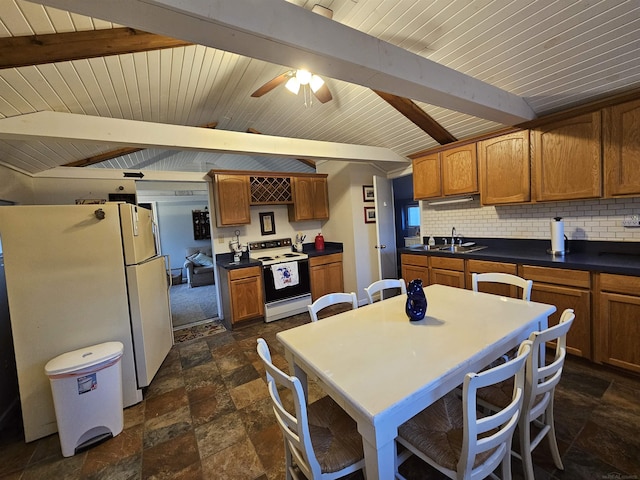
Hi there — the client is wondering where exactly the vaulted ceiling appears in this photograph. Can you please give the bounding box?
[0,0,638,177]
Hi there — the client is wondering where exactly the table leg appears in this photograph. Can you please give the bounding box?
[358,423,397,480]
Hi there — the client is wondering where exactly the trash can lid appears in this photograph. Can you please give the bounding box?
[45,341,124,376]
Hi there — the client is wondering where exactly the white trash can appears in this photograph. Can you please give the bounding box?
[44,341,124,457]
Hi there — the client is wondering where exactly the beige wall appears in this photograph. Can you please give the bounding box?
[32,177,137,205]
[0,164,34,204]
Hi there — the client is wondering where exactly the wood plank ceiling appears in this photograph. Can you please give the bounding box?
[0,0,638,176]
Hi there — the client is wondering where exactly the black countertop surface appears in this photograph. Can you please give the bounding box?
[401,238,640,276]
[216,241,343,270]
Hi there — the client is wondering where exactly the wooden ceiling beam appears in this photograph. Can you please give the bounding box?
[247,128,317,169]
[0,27,192,69]
[63,122,218,167]
[374,90,457,145]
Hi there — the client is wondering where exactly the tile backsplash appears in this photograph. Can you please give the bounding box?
[421,196,640,242]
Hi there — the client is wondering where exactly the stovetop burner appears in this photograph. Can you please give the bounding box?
[248,237,308,266]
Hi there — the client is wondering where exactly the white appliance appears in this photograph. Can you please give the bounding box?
[0,203,173,442]
[248,238,311,322]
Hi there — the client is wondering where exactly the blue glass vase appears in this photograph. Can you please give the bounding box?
[405,279,427,321]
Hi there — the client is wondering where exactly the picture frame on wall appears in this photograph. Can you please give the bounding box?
[362,185,375,202]
[364,206,376,224]
[259,211,276,235]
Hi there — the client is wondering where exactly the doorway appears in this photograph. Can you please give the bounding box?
[136,181,220,330]
[392,175,418,277]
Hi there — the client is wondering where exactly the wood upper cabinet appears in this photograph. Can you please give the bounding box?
[401,254,429,286]
[478,131,531,205]
[213,174,251,226]
[309,253,344,301]
[595,273,640,373]
[603,98,640,197]
[289,176,329,221]
[532,111,602,202]
[520,265,591,359]
[413,154,441,199]
[441,143,478,196]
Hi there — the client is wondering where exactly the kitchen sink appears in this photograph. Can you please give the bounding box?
[407,244,443,251]
[437,245,488,253]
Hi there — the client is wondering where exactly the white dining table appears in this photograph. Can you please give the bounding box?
[276,283,556,479]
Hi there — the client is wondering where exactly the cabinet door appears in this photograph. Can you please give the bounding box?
[310,261,344,301]
[441,144,478,196]
[214,174,251,226]
[597,292,640,373]
[603,98,640,197]
[530,283,591,359]
[401,264,429,286]
[478,131,530,205]
[290,176,329,221]
[466,259,518,297]
[413,154,442,199]
[532,112,602,201]
[230,274,264,323]
[430,269,465,288]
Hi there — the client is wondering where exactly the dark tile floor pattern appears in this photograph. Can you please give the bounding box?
[1,313,639,479]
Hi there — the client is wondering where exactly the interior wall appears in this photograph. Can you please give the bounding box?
[0,164,34,205]
[319,161,381,305]
[421,196,640,243]
[31,177,137,205]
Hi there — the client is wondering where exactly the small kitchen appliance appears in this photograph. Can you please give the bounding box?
[547,216,569,256]
[248,238,311,322]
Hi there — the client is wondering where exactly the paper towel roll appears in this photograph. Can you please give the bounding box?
[551,218,565,252]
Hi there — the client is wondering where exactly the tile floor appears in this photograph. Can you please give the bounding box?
[1,313,639,479]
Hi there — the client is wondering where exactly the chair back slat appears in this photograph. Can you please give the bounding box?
[308,292,358,322]
[472,272,533,301]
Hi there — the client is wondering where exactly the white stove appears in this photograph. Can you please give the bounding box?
[248,237,311,323]
[248,238,308,266]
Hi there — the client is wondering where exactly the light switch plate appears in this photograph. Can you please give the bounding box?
[622,214,640,227]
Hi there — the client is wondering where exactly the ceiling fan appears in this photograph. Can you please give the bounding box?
[251,69,333,104]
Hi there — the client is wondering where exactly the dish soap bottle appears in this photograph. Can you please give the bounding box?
[314,232,325,251]
[428,236,435,247]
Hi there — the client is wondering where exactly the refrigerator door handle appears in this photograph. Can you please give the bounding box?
[132,207,139,237]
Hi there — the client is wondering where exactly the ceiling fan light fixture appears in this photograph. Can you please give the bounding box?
[309,74,324,93]
[295,69,312,85]
[285,77,300,94]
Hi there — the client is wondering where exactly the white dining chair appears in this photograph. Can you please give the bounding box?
[476,309,575,480]
[472,272,533,301]
[307,292,358,322]
[396,340,531,480]
[364,278,407,304]
[256,338,366,480]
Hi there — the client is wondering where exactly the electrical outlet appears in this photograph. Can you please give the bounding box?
[218,236,225,244]
[622,214,640,227]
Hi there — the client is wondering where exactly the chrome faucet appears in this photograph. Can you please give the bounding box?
[451,227,456,246]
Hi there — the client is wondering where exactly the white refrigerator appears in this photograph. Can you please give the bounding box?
[0,203,173,442]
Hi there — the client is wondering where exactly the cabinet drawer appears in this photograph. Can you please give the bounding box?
[402,254,429,267]
[467,259,517,274]
[430,256,464,271]
[229,266,261,281]
[599,273,640,296]
[520,265,590,288]
[309,253,342,267]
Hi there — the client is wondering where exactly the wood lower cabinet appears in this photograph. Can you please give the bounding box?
[466,259,518,298]
[213,174,251,226]
[603,98,640,197]
[219,266,264,327]
[309,253,344,301]
[532,111,602,202]
[520,265,591,359]
[478,131,530,205]
[595,273,640,373]
[401,254,429,286]
[289,176,329,221]
[430,257,465,288]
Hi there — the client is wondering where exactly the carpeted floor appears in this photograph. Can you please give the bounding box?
[169,282,218,328]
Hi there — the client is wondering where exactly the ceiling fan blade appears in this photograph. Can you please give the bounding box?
[313,83,333,103]
[251,72,291,97]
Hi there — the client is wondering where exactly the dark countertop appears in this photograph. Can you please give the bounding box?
[216,241,343,270]
[401,238,640,276]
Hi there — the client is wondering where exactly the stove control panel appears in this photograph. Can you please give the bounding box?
[248,238,292,251]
